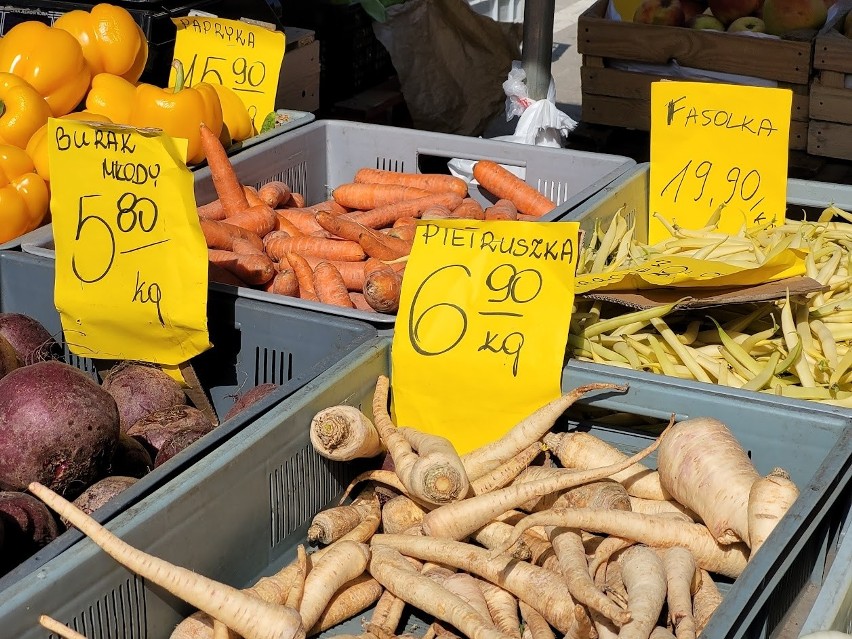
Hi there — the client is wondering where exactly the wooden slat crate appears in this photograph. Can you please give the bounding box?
[577,0,813,150]
[808,27,852,160]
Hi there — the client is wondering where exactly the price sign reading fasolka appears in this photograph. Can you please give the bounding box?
[649,81,792,244]
[171,16,286,131]
[48,119,211,365]
[391,220,580,455]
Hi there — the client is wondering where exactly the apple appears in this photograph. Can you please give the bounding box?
[728,15,767,30]
[844,9,852,36]
[708,0,762,24]
[761,0,827,34]
[633,0,686,24]
[681,0,710,19]
[689,13,727,27]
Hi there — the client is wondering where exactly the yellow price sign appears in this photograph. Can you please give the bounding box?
[171,16,286,130]
[649,81,792,244]
[48,119,211,365]
[391,220,580,455]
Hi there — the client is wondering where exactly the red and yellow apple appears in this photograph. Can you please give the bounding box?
[633,0,686,24]
[708,0,762,24]
[761,0,827,34]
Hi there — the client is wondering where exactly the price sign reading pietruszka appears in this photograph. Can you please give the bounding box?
[171,16,286,131]
[649,81,792,244]
[391,220,581,455]
[48,119,211,365]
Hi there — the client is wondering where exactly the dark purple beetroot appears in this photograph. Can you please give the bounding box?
[0,313,60,366]
[61,476,138,529]
[126,405,214,458]
[154,429,210,468]
[0,361,120,497]
[110,432,153,478]
[101,362,186,431]
[223,383,278,421]
[0,491,60,573]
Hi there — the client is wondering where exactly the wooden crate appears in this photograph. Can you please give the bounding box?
[577,0,813,149]
[276,27,320,113]
[808,27,852,160]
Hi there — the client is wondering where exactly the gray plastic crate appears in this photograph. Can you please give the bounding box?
[799,515,852,635]
[0,250,376,594]
[22,119,635,328]
[1,338,849,639]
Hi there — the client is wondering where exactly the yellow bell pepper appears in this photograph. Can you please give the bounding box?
[0,145,49,243]
[0,21,91,117]
[0,73,52,149]
[211,84,255,144]
[85,73,137,125]
[129,61,223,165]
[54,3,148,83]
[26,111,112,181]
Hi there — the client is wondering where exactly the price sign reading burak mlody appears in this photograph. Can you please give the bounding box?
[649,81,792,244]
[48,119,211,365]
[391,220,581,455]
[171,16,286,131]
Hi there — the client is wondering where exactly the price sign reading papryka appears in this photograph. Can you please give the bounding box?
[649,81,792,244]
[171,16,286,130]
[48,119,211,365]
[391,220,580,455]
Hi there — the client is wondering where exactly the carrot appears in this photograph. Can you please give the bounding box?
[334,183,432,210]
[393,216,419,228]
[209,263,248,287]
[371,534,579,636]
[386,224,417,243]
[354,168,469,198]
[371,546,512,639]
[200,123,250,217]
[461,383,628,480]
[542,431,671,501]
[347,193,464,229]
[273,213,304,237]
[276,208,326,235]
[208,249,275,286]
[38,616,89,639]
[308,574,383,636]
[747,467,799,555]
[198,199,226,221]
[453,198,486,220]
[299,540,371,630]
[372,375,469,505]
[244,185,265,208]
[258,180,292,208]
[200,219,264,252]
[283,192,306,208]
[350,292,374,311]
[266,235,366,263]
[484,199,518,221]
[309,405,384,461]
[261,269,299,296]
[231,237,265,255]
[619,546,667,639]
[286,252,318,301]
[225,203,278,238]
[313,261,356,308]
[657,417,759,546]
[364,266,402,314]
[30,482,305,639]
[359,230,412,261]
[473,161,556,217]
[421,205,454,220]
[661,547,698,639]
[505,508,748,579]
[301,256,367,291]
[316,211,372,242]
[422,419,669,542]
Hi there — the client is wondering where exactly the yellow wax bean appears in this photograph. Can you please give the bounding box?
[810,319,839,371]
[650,317,713,383]
[612,341,643,370]
[710,318,763,377]
[781,297,816,387]
[567,334,629,364]
[830,348,852,387]
[579,300,680,339]
[741,351,782,391]
[645,334,679,378]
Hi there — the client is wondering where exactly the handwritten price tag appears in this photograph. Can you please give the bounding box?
[649,81,792,244]
[391,220,580,455]
[171,16,286,131]
[48,119,211,365]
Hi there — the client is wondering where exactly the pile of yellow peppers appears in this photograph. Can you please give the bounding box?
[0,2,255,243]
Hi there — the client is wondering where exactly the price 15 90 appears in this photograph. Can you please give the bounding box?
[183,54,266,93]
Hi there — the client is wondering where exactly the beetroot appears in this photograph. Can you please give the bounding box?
[154,429,210,468]
[0,491,60,573]
[102,362,186,431]
[0,361,120,497]
[126,405,214,457]
[0,313,60,366]
[110,432,153,478]
[61,476,137,528]
[0,335,19,380]
[223,383,278,421]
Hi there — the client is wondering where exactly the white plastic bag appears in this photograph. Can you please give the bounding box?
[500,61,577,147]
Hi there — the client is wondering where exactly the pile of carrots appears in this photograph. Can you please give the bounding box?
[196,123,558,315]
[33,377,800,639]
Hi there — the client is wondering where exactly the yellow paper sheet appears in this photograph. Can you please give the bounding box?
[649,81,792,244]
[48,119,211,365]
[171,16,286,130]
[391,220,580,455]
